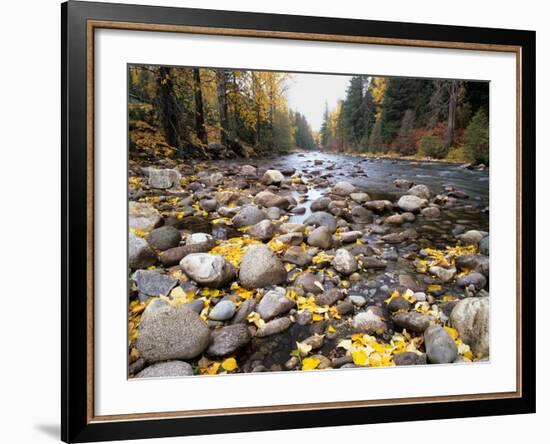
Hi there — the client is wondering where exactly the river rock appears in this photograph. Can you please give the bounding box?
[206,324,251,356]
[254,190,290,209]
[248,219,277,241]
[387,296,411,312]
[133,269,178,298]
[350,192,370,203]
[257,287,295,320]
[148,168,181,189]
[458,230,488,245]
[240,165,257,177]
[304,211,337,232]
[147,226,181,251]
[361,257,388,269]
[261,169,284,186]
[408,184,431,199]
[283,246,312,267]
[232,205,267,228]
[209,172,224,186]
[353,306,389,335]
[180,253,236,288]
[393,352,427,366]
[159,233,215,267]
[280,223,306,234]
[307,226,333,249]
[209,300,236,321]
[200,198,218,212]
[397,195,428,212]
[332,248,357,275]
[239,244,287,289]
[421,206,441,218]
[385,214,404,225]
[315,288,344,306]
[129,202,162,232]
[295,272,324,294]
[393,179,414,189]
[479,236,489,255]
[429,266,457,283]
[456,254,489,277]
[310,197,331,211]
[135,361,193,378]
[450,297,489,358]
[136,300,210,362]
[456,272,487,290]
[340,231,363,243]
[255,317,292,337]
[424,325,458,364]
[129,233,156,269]
[349,295,367,307]
[332,181,356,196]
[365,200,392,213]
[351,206,373,224]
[392,311,434,333]
[231,299,257,324]
[277,232,304,245]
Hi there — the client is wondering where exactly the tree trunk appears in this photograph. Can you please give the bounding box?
[444,80,458,152]
[193,68,208,147]
[215,69,229,147]
[155,66,189,156]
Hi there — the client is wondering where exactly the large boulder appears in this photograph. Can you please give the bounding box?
[129,233,156,269]
[206,324,251,357]
[307,226,332,249]
[261,169,285,186]
[396,195,428,212]
[136,300,210,362]
[332,181,356,196]
[148,168,181,189]
[232,205,267,228]
[147,226,181,251]
[129,202,162,232]
[450,297,489,358]
[257,287,295,320]
[424,325,458,364]
[135,361,193,378]
[239,244,287,289]
[304,211,337,233]
[180,253,235,288]
[332,248,358,275]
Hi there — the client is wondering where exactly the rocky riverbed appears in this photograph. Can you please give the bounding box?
[127,151,490,378]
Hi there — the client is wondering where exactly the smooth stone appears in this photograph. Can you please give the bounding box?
[332,181,356,196]
[421,206,441,219]
[456,272,487,290]
[304,211,337,233]
[407,184,431,199]
[283,246,312,267]
[129,202,162,232]
[392,311,434,333]
[206,324,251,356]
[255,317,292,337]
[133,269,178,298]
[349,295,367,307]
[307,226,333,249]
[393,352,427,366]
[147,226,181,251]
[315,288,345,306]
[148,168,181,189]
[294,272,324,294]
[208,300,236,321]
[135,361,193,378]
[129,233,156,269]
[257,287,295,320]
[232,205,267,228]
[352,306,389,335]
[332,248,358,275]
[261,169,285,186]
[397,195,428,212]
[450,297,489,358]
[248,219,277,241]
[456,254,489,277]
[429,266,457,283]
[180,253,235,288]
[231,299,257,324]
[457,230,488,245]
[239,244,287,289]
[424,325,458,364]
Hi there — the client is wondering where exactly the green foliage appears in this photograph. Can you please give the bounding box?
[419,132,446,159]
[367,118,384,153]
[293,111,316,150]
[273,109,294,151]
[394,109,416,155]
[464,109,489,164]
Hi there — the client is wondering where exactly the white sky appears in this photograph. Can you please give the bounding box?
[285,73,352,132]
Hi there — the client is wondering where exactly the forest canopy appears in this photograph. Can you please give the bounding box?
[129,65,489,164]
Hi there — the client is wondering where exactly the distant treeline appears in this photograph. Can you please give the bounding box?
[320,76,489,164]
[129,65,315,159]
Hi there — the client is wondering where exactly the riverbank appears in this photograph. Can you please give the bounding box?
[128,151,490,378]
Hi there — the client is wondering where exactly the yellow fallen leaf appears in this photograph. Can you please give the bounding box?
[296,341,313,357]
[327,325,336,334]
[221,357,238,372]
[444,326,459,340]
[352,349,368,366]
[301,357,320,370]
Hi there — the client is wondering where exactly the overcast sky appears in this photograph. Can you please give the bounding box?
[285,73,352,132]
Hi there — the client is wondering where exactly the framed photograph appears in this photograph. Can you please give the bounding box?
[62,1,536,442]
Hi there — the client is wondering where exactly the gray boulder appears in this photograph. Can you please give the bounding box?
[254,190,290,209]
[397,195,428,212]
[257,287,295,320]
[351,206,373,224]
[136,300,210,362]
[133,269,178,298]
[129,233,156,269]
[261,169,284,186]
[392,311,434,334]
[232,205,267,228]
[239,244,287,289]
[429,266,457,283]
[456,254,489,277]
[148,168,181,189]
[135,361,193,378]
[332,248,358,275]
[248,219,277,241]
[332,181,356,196]
[456,272,487,290]
[283,246,312,267]
[458,230,489,245]
[129,202,162,232]
[304,211,337,232]
[147,226,181,251]
[408,184,431,199]
[424,325,458,364]
[180,253,235,288]
[450,297,489,358]
[307,226,332,249]
[206,324,251,356]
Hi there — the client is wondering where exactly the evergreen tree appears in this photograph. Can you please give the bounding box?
[320,102,330,148]
[367,118,384,153]
[395,109,416,155]
[341,76,367,149]
[464,109,489,164]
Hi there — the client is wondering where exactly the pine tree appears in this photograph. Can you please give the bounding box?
[464,109,489,165]
[395,109,416,155]
[341,76,367,149]
[320,102,330,148]
[367,118,384,153]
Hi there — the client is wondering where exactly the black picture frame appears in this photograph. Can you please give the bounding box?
[62,1,536,442]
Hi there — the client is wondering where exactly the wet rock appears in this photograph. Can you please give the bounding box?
[365,200,392,213]
[209,300,236,321]
[361,257,387,269]
[424,325,458,364]
[336,299,354,315]
[136,300,210,362]
[408,184,431,199]
[232,205,267,228]
[456,272,487,290]
[295,272,324,294]
[310,197,331,212]
[332,248,358,275]
[401,212,416,222]
[207,324,251,356]
[180,253,236,288]
[257,287,295,320]
[231,299,256,324]
[382,228,418,243]
[256,317,292,337]
[304,211,337,232]
[315,288,344,306]
[393,179,414,189]
[398,274,420,291]
[209,172,224,186]
[261,169,284,186]
[353,306,389,335]
[457,230,488,245]
[421,206,441,218]
[429,266,457,283]
[129,202,163,232]
[385,214,404,225]
[148,168,181,189]
[296,310,313,325]
[350,192,370,203]
[392,311,433,333]
[393,352,427,366]
[397,195,428,212]
[136,361,193,378]
[147,226,181,251]
[283,246,312,267]
[332,181,356,196]
[240,165,257,177]
[254,190,290,209]
[239,244,287,289]
[450,297,489,358]
[349,295,367,307]
[351,206,373,224]
[307,226,332,249]
[133,269,178,298]
[387,296,411,312]
[129,233,156,269]
[456,254,489,277]
[340,231,363,243]
[479,236,489,256]
[248,219,277,241]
